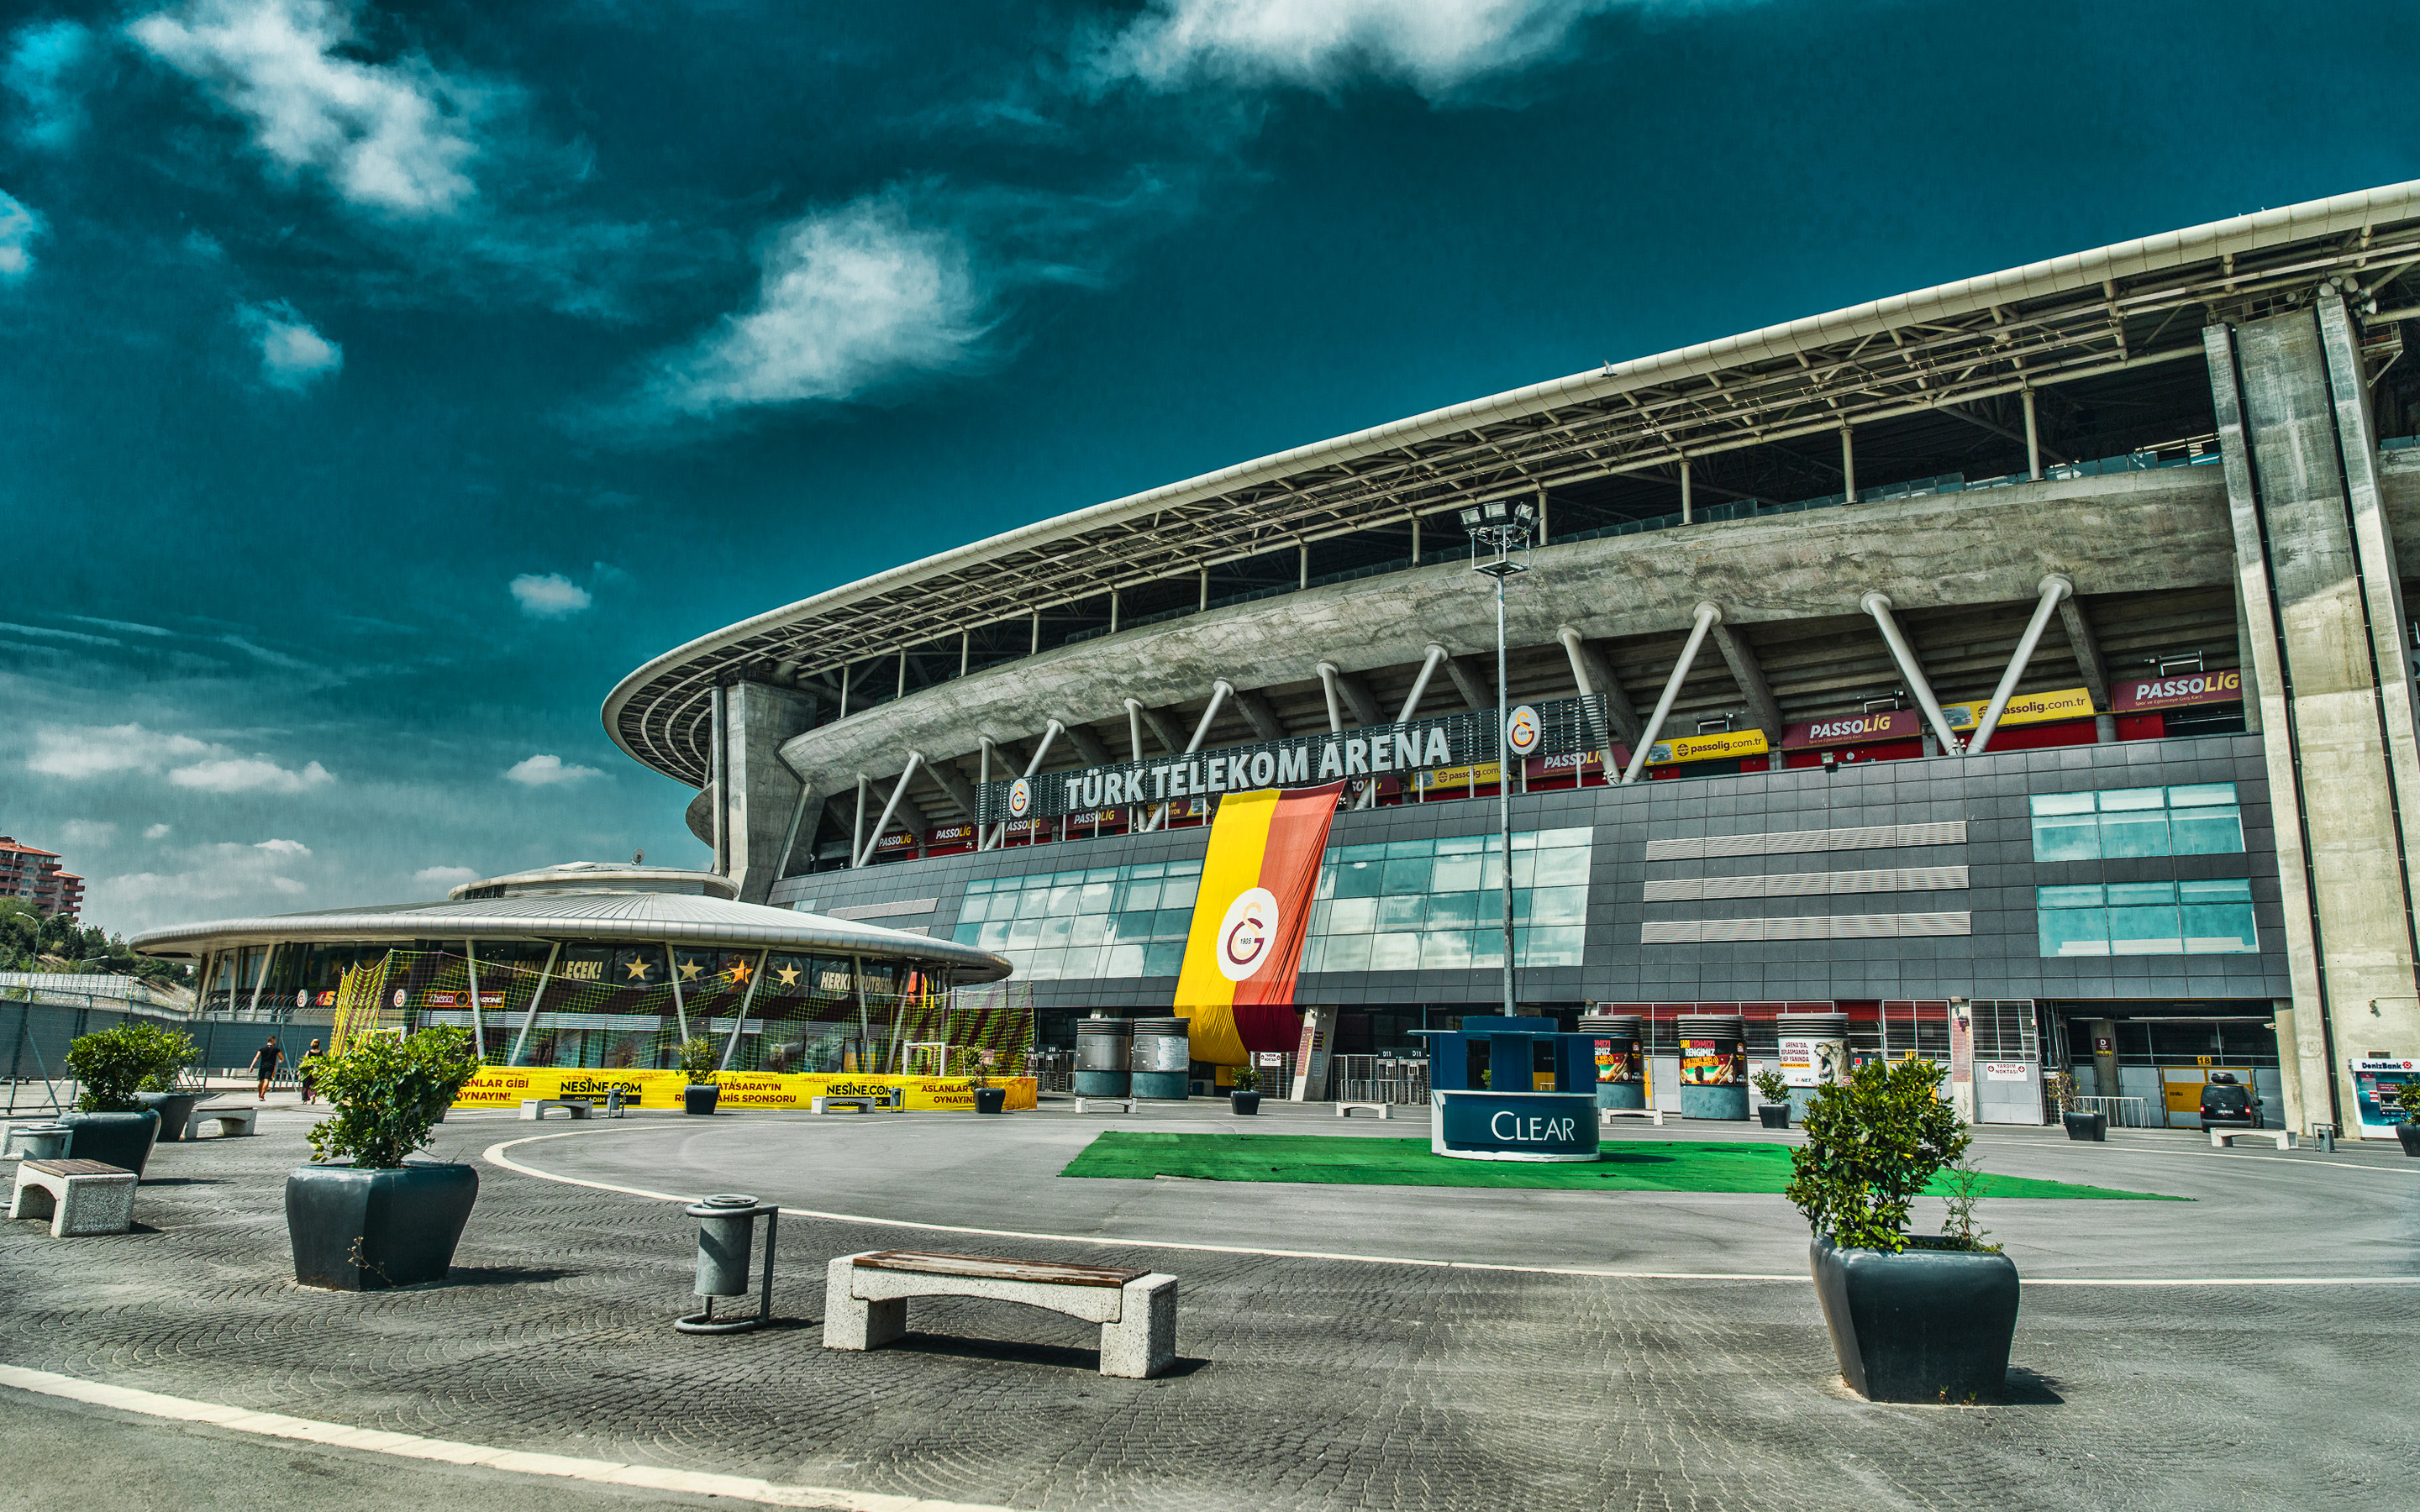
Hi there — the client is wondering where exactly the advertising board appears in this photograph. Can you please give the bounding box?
[450,1067,1038,1112]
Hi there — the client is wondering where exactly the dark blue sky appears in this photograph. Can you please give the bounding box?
[4,0,2414,932]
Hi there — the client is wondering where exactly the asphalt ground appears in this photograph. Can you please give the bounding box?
[3,1099,2416,1512]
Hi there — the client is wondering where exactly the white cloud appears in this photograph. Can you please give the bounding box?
[505,753,602,787]
[238,302,343,391]
[5,19,93,150]
[0,190,41,281]
[28,723,221,780]
[253,837,309,855]
[129,0,485,218]
[94,838,318,918]
[55,819,118,847]
[169,757,336,794]
[637,188,990,419]
[508,572,591,619]
[413,864,477,887]
[145,823,174,840]
[1088,0,1623,96]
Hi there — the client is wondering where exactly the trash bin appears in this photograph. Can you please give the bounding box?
[1576,1013,1644,1111]
[1074,1016,1132,1097]
[1676,1014,1748,1121]
[1129,1017,1191,1100]
[676,1193,777,1335]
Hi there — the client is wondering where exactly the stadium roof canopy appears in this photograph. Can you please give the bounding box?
[129,892,1013,983]
[608,181,2420,788]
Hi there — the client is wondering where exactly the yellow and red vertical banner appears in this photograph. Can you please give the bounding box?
[1172,781,1345,1064]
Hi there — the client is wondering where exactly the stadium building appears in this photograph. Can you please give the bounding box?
[604,182,2420,1138]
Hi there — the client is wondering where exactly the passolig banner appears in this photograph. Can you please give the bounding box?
[1173,781,1345,1065]
[451,1067,1038,1112]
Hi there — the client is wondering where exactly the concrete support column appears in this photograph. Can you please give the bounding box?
[2088,1017,2121,1106]
[1840,425,1857,504]
[2207,305,2420,1133]
[2057,592,2119,744]
[1969,575,2072,754]
[717,681,817,903]
[1707,616,1784,745]
[2271,1002,2305,1135]
[2023,388,2043,481]
[1556,627,1644,749]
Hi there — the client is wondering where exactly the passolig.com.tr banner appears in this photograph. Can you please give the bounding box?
[452,1067,1038,1112]
[1171,781,1345,1065]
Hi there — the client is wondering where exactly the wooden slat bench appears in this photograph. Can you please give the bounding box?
[10,1158,136,1236]
[518,1099,593,1121]
[187,1105,259,1139]
[823,1248,1177,1378]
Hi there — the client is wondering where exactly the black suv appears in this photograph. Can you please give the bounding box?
[2198,1072,2263,1131]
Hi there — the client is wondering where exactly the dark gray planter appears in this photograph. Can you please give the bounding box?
[684,1084,719,1116]
[1811,1236,2020,1403]
[286,1163,478,1290]
[136,1090,203,1142]
[972,1086,1007,1115]
[2397,1121,2420,1158]
[1229,1090,1263,1116]
[2062,1110,2108,1142]
[1757,1104,1791,1130]
[63,1110,160,1174]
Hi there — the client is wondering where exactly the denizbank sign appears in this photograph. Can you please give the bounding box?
[978,696,1607,825]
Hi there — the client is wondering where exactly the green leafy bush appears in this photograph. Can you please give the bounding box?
[1785,1057,1973,1252]
[2044,1070,2081,1113]
[1751,1068,1791,1105]
[305,1026,480,1169]
[2394,1079,2420,1121]
[66,1023,198,1112]
[677,1035,720,1084]
[1230,1063,1260,1094]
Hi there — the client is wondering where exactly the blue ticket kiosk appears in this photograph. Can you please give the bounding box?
[1415,1016,1601,1163]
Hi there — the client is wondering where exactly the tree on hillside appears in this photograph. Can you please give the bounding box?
[0,899,186,985]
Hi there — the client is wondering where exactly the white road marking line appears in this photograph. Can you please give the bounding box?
[480,1131,2420,1288]
[0,1364,1017,1512]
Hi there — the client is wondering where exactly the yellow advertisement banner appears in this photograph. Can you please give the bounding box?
[451,1067,1038,1112]
[1413,761,1502,790]
[1942,686,2095,730]
[1645,728,1770,766]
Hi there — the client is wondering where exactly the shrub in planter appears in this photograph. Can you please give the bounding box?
[63,1023,193,1173]
[679,1036,722,1115]
[133,1026,203,1142]
[2047,1071,2106,1142]
[1752,1068,1792,1129]
[287,1026,481,1291]
[1228,1063,1263,1116]
[2395,1079,2420,1158]
[1786,1058,2018,1403]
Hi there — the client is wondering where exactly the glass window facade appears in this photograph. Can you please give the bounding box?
[1307,827,1592,972]
[2036,878,2257,956]
[950,827,1596,980]
[952,862,1203,980]
[2028,784,2244,860]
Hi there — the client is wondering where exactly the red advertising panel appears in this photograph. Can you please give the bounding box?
[2112,669,2243,713]
[1781,708,1924,748]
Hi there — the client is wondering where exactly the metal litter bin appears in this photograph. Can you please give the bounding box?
[1129,1016,1191,1100]
[1074,1015,1132,1097]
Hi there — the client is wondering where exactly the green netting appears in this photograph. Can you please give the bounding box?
[1059,1132,2186,1200]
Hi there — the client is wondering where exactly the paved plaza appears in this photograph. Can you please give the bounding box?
[3,1102,2416,1511]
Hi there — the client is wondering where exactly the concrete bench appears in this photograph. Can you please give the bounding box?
[1335,1102,1392,1120]
[811,1095,895,1115]
[1600,1107,1667,1127]
[518,1099,593,1121]
[3,1123,73,1160]
[10,1158,136,1237]
[2210,1127,2292,1150]
[824,1248,1177,1378]
[1073,1097,1137,1114]
[187,1105,260,1139]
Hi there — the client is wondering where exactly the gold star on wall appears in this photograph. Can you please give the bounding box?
[727,958,753,984]
[678,958,702,981]
[775,965,800,987]
[624,958,653,981]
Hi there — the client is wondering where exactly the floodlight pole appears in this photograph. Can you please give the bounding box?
[1465,503,1533,1019]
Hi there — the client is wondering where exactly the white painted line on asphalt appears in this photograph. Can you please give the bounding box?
[0,1363,1019,1512]
[481,1131,2420,1289]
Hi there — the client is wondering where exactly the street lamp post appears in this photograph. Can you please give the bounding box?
[1460,499,1534,1017]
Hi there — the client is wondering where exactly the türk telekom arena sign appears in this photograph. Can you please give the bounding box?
[980,696,1608,825]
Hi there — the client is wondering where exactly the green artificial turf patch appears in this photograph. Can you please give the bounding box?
[1060,1131,2183,1200]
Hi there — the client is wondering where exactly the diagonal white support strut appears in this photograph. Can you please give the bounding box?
[1621,602,1721,785]
[1968,575,2074,755]
[1861,591,1964,755]
[855,751,923,868]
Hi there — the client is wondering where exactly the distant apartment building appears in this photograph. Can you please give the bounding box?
[0,837,85,921]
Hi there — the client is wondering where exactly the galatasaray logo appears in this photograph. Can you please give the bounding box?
[1506,703,1543,757]
[1217,886,1281,982]
[1007,777,1032,818]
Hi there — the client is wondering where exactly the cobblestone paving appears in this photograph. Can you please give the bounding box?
[3,1113,2412,1512]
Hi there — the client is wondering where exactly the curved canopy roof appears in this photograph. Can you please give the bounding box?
[605,179,2420,787]
[129,890,1012,984]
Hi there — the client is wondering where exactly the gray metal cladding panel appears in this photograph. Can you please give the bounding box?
[1642,912,1972,943]
[1644,822,1967,861]
[1644,865,1970,900]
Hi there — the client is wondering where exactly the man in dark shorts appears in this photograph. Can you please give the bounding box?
[250,1038,282,1101]
[298,1038,323,1105]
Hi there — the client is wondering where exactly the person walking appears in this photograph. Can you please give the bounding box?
[250,1037,283,1101]
[297,1038,323,1105]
